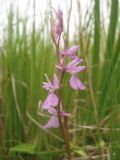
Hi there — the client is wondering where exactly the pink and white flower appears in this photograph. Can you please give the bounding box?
[66,59,85,74]
[42,74,59,110]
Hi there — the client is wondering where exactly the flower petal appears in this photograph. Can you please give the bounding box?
[43,116,59,128]
[53,74,59,89]
[78,80,86,90]
[42,97,51,109]
[68,45,79,55]
[70,55,83,62]
[43,82,53,91]
[43,74,54,92]
[43,74,59,92]
[49,93,58,106]
[42,93,58,109]
[67,66,86,74]
[69,75,79,90]
[67,59,80,69]
[69,75,86,90]
[61,46,79,57]
[48,107,57,115]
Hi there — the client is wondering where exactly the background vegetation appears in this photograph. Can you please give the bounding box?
[0,0,120,159]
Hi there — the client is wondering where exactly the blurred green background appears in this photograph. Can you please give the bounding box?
[0,0,120,159]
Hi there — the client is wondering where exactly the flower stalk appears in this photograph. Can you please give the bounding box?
[57,59,71,160]
[40,6,86,160]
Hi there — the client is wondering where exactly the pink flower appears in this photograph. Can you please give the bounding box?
[56,57,84,72]
[42,97,71,129]
[60,45,83,62]
[56,56,86,90]
[69,75,86,90]
[56,58,86,90]
[66,59,85,74]
[66,59,86,90]
[42,74,59,110]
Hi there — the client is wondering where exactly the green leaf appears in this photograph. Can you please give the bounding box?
[70,142,87,158]
[10,143,36,154]
[93,0,100,89]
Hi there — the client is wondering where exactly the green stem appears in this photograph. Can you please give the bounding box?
[57,70,71,160]
[56,41,71,160]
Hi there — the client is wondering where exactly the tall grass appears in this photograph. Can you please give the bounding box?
[0,0,120,159]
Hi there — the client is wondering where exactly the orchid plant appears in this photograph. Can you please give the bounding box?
[40,6,86,160]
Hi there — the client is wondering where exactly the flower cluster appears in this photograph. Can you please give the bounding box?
[56,45,86,90]
[41,6,86,128]
[42,74,70,128]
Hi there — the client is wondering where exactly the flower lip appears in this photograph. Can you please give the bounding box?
[42,92,58,110]
[69,74,86,90]
[43,115,59,128]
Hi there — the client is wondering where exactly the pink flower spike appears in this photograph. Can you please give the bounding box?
[69,75,86,90]
[43,115,59,128]
[42,93,58,109]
